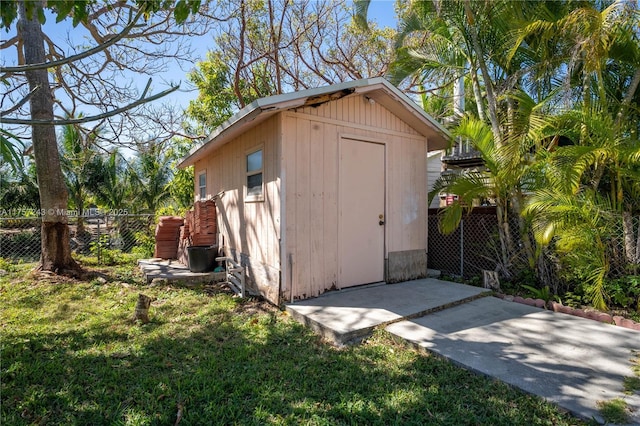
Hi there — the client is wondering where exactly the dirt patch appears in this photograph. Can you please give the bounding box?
[27,270,85,285]
[233,296,280,316]
[202,282,236,296]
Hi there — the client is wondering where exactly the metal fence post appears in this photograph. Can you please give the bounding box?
[460,218,464,277]
[97,217,101,264]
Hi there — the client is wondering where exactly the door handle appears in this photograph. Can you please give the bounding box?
[378,214,385,226]
[379,220,385,226]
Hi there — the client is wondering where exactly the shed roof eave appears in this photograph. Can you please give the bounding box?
[178,77,452,167]
[177,104,265,168]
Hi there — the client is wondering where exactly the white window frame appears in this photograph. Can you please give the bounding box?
[245,146,264,202]
[198,171,207,200]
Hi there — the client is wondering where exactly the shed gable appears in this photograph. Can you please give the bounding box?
[294,94,422,137]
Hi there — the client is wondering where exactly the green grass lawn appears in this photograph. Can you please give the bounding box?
[1,259,586,425]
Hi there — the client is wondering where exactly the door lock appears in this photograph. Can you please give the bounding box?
[379,214,385,226]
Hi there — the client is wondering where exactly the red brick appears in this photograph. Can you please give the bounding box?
[613,316,625,326]
[597,313,613,324]
[549,301,562,312]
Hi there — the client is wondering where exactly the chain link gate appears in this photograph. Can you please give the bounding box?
[0,214,155,264]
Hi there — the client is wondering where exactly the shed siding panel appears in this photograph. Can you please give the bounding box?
[309,121,325,294]
[283,95,427,299]
[322,122,339,291]
[294,118,311,296]
[195,115,281,302]
[281,114,297,299]
[386,133,399,252]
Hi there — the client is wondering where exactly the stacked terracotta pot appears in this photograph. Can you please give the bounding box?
[192,200,217,245]
[176,201,218,265]
[154,216,184,259]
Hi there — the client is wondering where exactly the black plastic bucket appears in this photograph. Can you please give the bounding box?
[187,245,217,272]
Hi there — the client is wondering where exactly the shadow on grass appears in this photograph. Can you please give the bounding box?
[2,284,583,426]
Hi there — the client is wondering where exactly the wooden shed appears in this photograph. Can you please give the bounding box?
[179,78,450,304]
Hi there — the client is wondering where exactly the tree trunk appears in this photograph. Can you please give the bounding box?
[267,0,282,94]
[463,0,503,146]
[470,67,486,121]
[233,0,247,108]
[511,190,536,268]
[18,1,81,276]
[495,199,514,278]
[453,70,465,117]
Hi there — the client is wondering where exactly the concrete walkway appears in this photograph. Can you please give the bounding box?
[286,279,640,424]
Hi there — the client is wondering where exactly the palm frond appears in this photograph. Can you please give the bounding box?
[584,260,608,311]
[1,129,25,173]
[438,201,464,235]
[353,0,370,31]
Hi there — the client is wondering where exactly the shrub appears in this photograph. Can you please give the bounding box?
[605,275,640,312]
[130,229,154,258]
[0,230,40,261]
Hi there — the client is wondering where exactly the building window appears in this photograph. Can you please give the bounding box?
[198,172,207,200]
[246,148,263,201]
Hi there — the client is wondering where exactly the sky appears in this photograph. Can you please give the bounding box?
[368,0,398,27]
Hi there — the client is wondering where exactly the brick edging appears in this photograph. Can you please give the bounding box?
[494,293,640,332]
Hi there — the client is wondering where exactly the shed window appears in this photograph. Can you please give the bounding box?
[246,148,263,201]
[198,172,207,199]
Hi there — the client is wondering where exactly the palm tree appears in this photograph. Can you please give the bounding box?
[430,93,558,279]
[390,1,564,278]
[386,0,497,122]
[87,150,130,211]
[429,118,515,275]
[520,0,640,308]
[0,163,39,211]
[59,122,100,235]
[128,143,173,213]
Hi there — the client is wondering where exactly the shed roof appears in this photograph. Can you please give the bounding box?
[179,77,451,168]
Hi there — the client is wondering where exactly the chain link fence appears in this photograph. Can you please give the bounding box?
[428,207,640,282]
[428,207,508,279]
[0,214,155,264]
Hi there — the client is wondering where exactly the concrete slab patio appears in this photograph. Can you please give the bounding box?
[286,279,640,424]
[137,258,225,284]
[285,278,492,345]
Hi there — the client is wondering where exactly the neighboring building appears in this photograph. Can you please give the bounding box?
[179,78,450,304]
[437,138,485,207]
[429,73,485,207]
[427,150,445,209]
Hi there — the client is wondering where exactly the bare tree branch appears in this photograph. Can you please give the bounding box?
[1,9,142,74]
[0,85,39,117]
[1,83,179,126]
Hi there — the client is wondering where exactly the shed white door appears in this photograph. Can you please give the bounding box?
[338,138,385,288]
